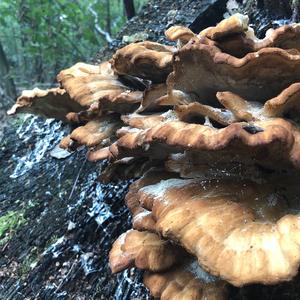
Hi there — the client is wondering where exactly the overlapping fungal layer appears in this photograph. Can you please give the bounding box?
[134,177,300,286]
[109,227,227,300]
[8,13,300,299]
[7,87,81,122]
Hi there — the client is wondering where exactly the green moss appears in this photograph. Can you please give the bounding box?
[19,248,39,278]
[44,234,58,250]
[11,114,27,128]
[0,210,26,246]
[122,32,149,43]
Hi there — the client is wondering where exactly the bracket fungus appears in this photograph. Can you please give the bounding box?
[61,115,121,150]
[144,263,227,300]
[57,62,144,114]
[134,178,300,286]
[7,87,82,122]
[9,12,300,300]
[109,229,181,274]
[110,41,175,83]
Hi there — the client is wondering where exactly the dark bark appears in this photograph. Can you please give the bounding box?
[243,0,300,20]
[0,41,17,105]
[123,0,136,20]
[262,0,292,17]
[292,0,300,21]
[35,54,44,83]
[240,0,300,37]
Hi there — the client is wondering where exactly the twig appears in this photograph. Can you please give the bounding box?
[87,2,113,44]
[67,154,88,201]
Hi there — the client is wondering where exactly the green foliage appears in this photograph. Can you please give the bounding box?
[0,0,148,89]
[0,210,26,245]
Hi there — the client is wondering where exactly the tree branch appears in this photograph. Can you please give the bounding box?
[87,3,112,44]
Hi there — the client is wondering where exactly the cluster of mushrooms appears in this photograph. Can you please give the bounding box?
[9,13,300,299]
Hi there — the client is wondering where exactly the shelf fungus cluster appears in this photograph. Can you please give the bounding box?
[9,13,300,299]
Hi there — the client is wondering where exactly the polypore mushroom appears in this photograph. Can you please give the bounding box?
[183,13,300,58]
[109,229,181,273]
[199,13,249,40]
[124,168,177,232]
[87,146,113,162]
[211,23,300,58]
[174,102,238,126]
[9,12,300,299]
[109,223,227,299]
[110,41,175,83]
[57,62,143,114]
[109,117,300,171]
[7,87,82,122]
[169,38,300,105]
[216,85,300,123]
[134,177,300,286]
[136,83,168,112]
[165,25,196,47]
[144,261,227,300]
[66,115,121,148]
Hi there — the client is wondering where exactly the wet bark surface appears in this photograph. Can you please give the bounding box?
[0,117,149,300]
[1,1,300,299]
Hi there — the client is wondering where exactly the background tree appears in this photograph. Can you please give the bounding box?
[0,41,16,104]
[0,0,147,108]
[123,0,136,19]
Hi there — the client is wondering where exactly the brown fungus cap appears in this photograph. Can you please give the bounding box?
[57,62,143,113]
[9,13,300,295]
[174,102,238,126]
[109,229,180,274]
[263,82,300,118]
[135,178,300,286]
[165,25,196,48]
[7,87,82,122]
[121,111,176,129]
[66,115,121,148]
[212,24,300,58]
[169,38,300,105]
[110,41,175,83]
[216,86,300,122]
[87,146,113,162]
[112,117,300,170]
[144,262,227,300]
[137,83,168,112]
[199,13,249,40]
[59,135,76,151]
[125,169,177,232]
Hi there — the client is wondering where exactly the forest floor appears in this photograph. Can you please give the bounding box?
[1,0,300,299]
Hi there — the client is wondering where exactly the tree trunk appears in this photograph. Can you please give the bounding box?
[243,0,300,20]
[0,41,16,106]
[123,0,136,20]
[261,0,292,17]
[106,0,111,35]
